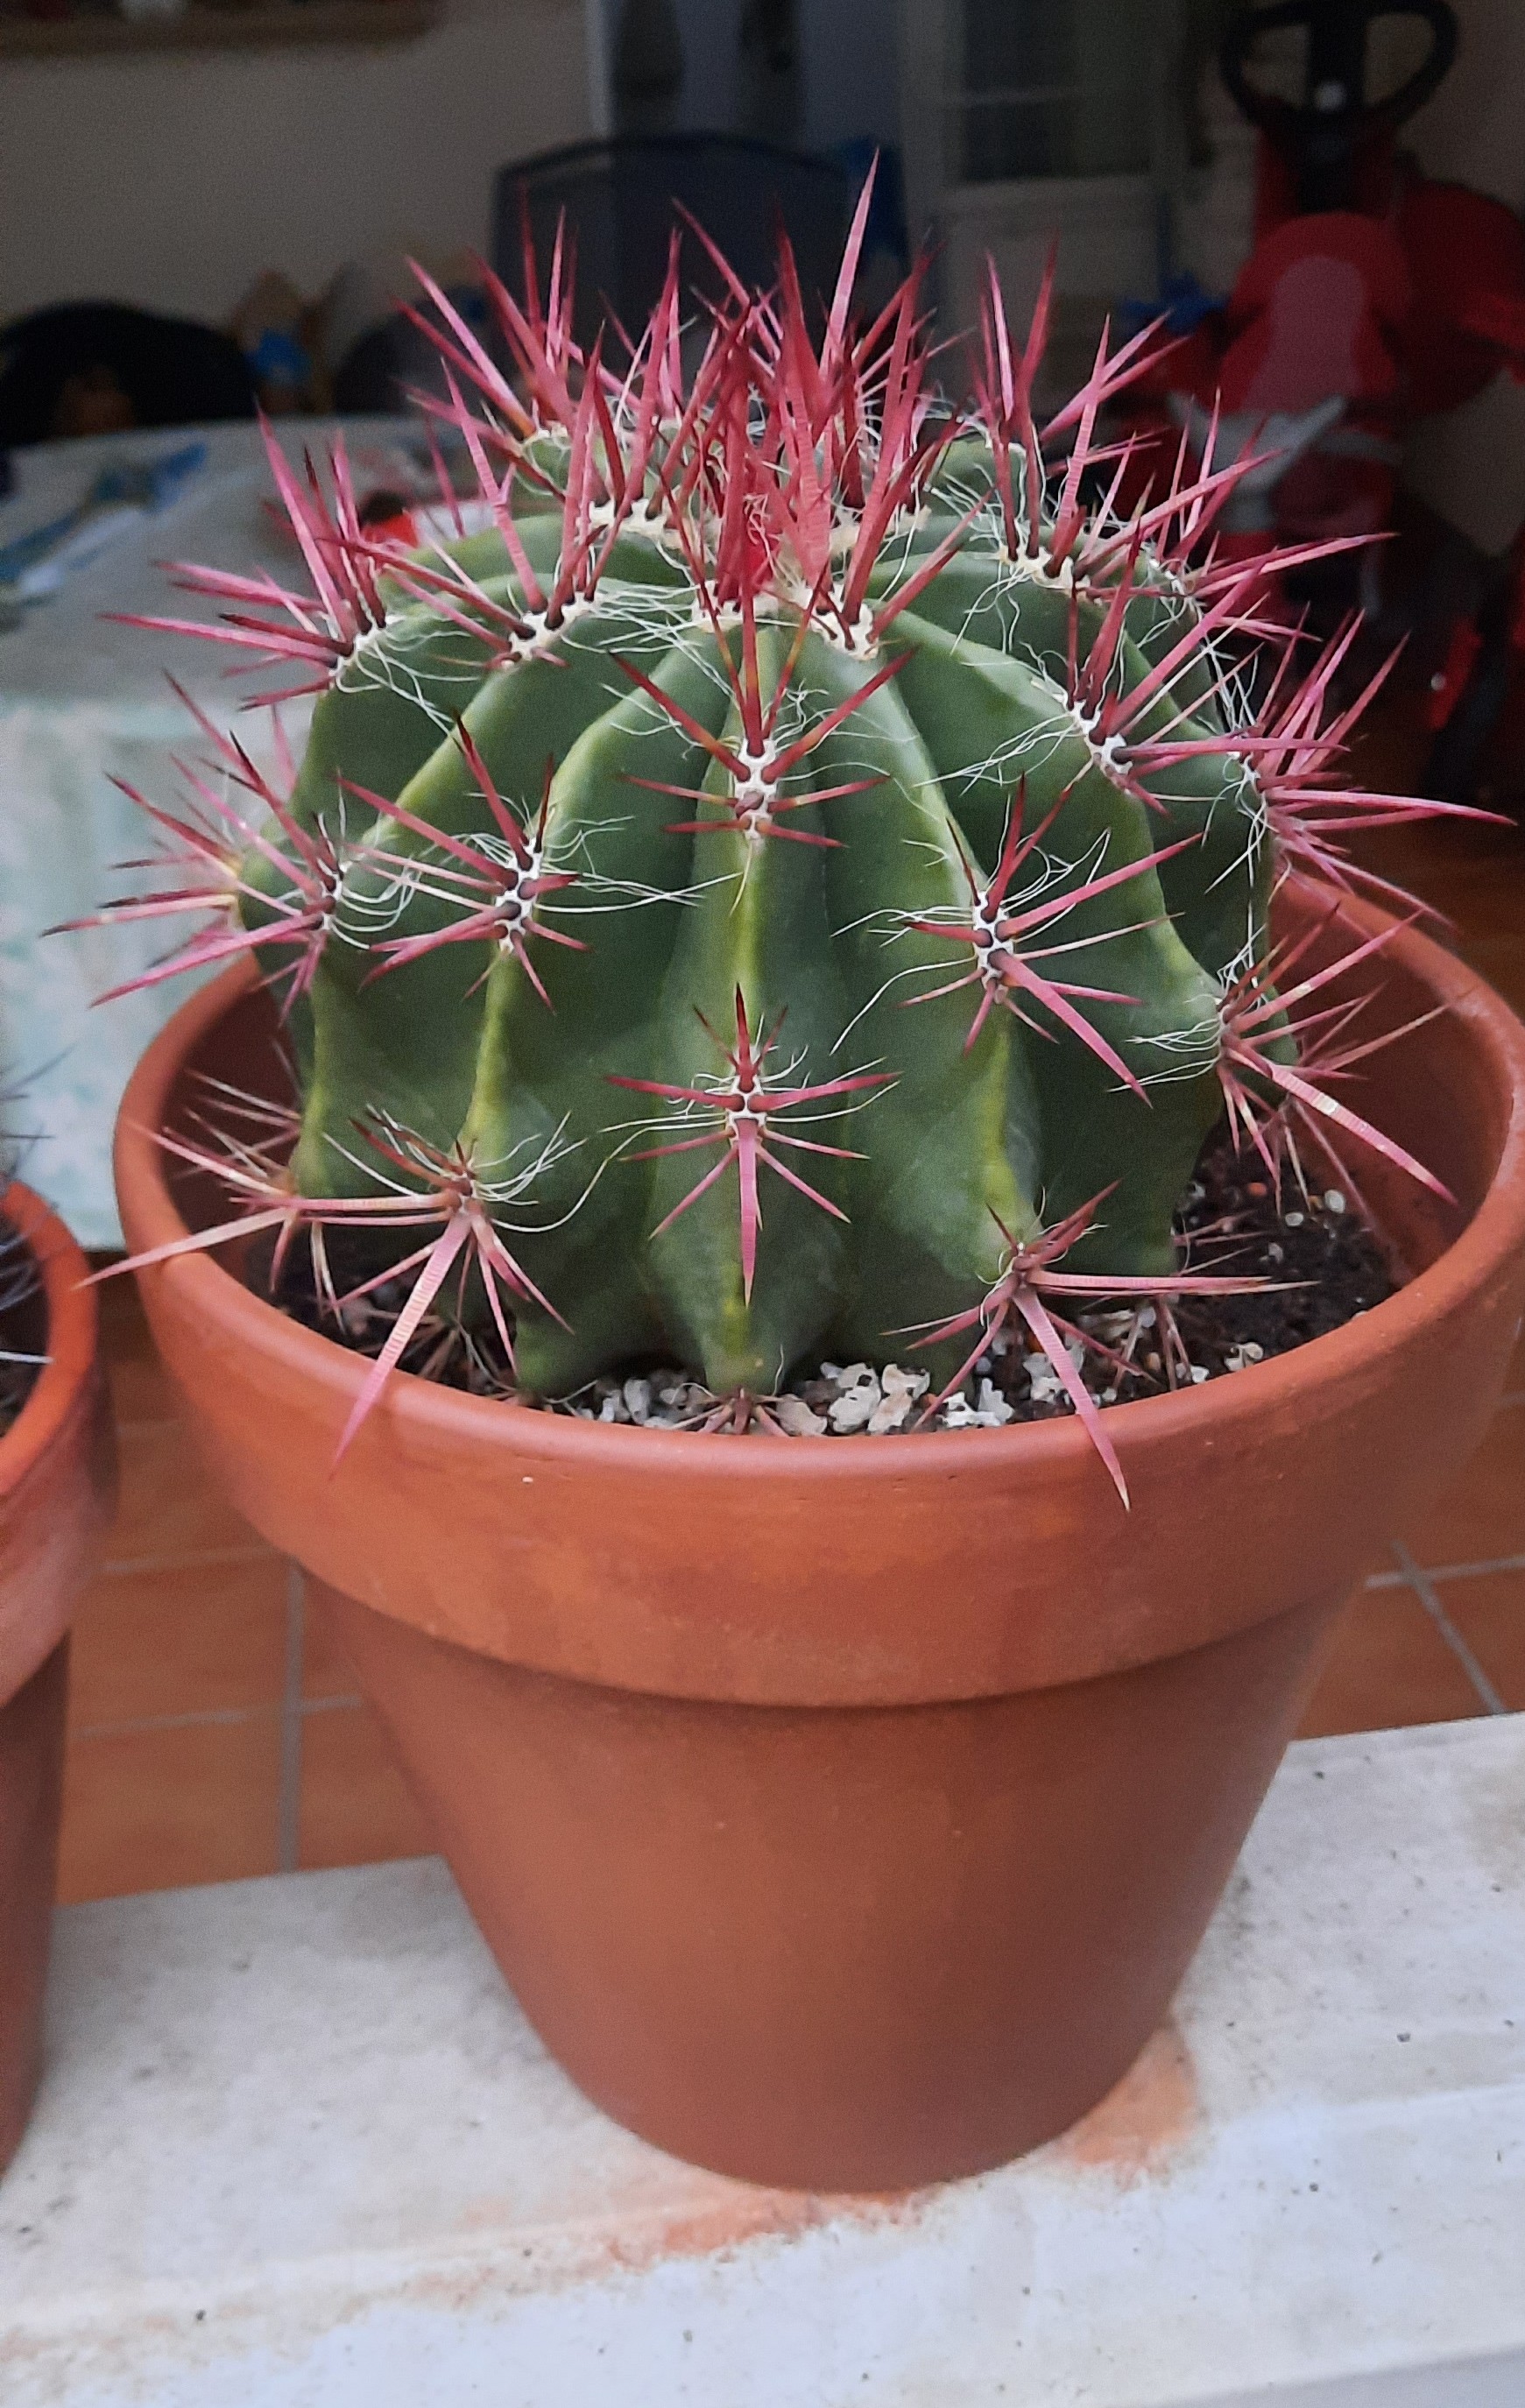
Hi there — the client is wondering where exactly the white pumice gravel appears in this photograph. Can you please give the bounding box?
[286,1128,1396,1450]
[1085,1309,1138,1342]
[828,1368,882,1433]
[572,1373,712,1427]
[868,1364,930,1434]
[556,1358,942,1436]
[1022,1352,1064,1405]
[511,1145,1393,1439]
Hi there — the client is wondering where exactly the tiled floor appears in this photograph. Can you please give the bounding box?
[60,1274,430,1904]
[1265,690,1525,1735]
[57,720,1525,1904]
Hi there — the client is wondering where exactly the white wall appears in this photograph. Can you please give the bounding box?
[0,0,592,328]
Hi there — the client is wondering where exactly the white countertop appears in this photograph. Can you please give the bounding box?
[0,416,417,1246]
[2,1716,1522,2407]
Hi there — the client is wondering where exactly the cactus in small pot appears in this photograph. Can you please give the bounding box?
[0,1094,46,1442]
[83,188,1458,1495]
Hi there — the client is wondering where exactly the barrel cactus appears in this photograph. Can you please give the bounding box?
[91,190,1451,1490]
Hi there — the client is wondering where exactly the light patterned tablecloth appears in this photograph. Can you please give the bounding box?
[0,416,419,1246]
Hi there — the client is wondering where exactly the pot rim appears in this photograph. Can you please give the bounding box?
[113,886,1525,1493]
[0,1181,99,1509]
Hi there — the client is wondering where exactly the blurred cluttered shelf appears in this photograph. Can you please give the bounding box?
[0,0,441,60]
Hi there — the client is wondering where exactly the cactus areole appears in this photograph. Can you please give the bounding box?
[95,187,1464,1489]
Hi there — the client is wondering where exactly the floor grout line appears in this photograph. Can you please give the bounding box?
[99,1544,276,1578]
[73,1694,364,1742]
[1390,1543,1510,1718]
[74,1704,265,1739]
[1367,1549,1525,1589]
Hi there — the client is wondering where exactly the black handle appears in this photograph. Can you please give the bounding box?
[1220,1,1458,211]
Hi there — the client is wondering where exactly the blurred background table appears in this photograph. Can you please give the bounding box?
[0,414,420,1245]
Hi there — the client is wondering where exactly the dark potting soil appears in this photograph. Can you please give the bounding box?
[1004,1135,1396,1426]
[261,1126,1396,1435]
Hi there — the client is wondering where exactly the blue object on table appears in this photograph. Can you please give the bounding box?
[247,328,312,397]
[0,440,207,601]
[1115,271,1226,346]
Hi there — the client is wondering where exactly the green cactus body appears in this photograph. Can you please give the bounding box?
[228,442,1255,1399]
[101,230,1447,1446]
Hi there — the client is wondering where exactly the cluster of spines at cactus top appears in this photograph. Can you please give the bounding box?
[88,175,1462,1485]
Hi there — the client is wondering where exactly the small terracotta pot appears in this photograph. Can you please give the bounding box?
[115,884,1525,2190]
[0,1184,114,2178]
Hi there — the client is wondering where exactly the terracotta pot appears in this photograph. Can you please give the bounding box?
[0,1184,114,2178]
[114,884,1525,2190]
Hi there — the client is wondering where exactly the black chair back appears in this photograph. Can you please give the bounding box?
[0,304,255,449]
[492,134,851,350]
